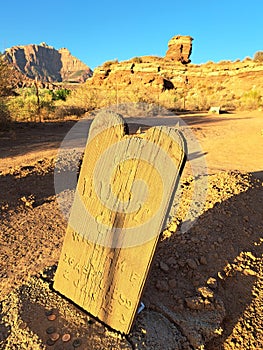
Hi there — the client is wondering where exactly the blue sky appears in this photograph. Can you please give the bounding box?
[1,0,263,69]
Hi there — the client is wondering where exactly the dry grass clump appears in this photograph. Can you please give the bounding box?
[239,89,262,110]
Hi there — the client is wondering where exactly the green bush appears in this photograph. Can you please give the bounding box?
[49,88,71,101]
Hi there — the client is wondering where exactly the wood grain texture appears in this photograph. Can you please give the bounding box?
[54,110,186,333]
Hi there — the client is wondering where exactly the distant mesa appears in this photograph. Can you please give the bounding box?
[165,35,193,64]
[4,43,93,83]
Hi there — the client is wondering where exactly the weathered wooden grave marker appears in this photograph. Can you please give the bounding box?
[54,110,186,333]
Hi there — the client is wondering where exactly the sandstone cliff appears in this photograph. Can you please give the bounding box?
[84,34,263,111]
[4,42,92,83]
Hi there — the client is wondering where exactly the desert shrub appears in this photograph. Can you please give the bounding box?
[66,83,119,111]
[0,98,11,129]
[49,88,71,101]
[239,89,262,110]
[185,86,214,111]
[131,57,143,64]
[218,60,232,65]
[102,59,119,69]
[253,51,263,62]
[52,104,86,120]
[7,88,54,122]
[8,94,39,121]
[0,55,14,97]
[187,92,210,110]
[204,61,214,66]
[158,89,182,110]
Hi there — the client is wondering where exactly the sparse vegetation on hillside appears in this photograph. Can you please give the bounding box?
[0,54,15,97]
[131,57,143,63]
[239,88,262,110]
[254,51,263,62]
[0,54,13,128]
[102,59,119,69]
[64,74,263,114]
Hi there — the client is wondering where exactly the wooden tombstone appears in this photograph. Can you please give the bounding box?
[54,110,186,333]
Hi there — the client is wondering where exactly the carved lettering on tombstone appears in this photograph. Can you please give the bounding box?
[54,111,186,333]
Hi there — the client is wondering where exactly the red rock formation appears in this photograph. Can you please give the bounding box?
[165,35,193,64]
[4,43,92,83]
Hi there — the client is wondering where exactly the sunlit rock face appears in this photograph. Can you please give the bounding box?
[165,35,193,64]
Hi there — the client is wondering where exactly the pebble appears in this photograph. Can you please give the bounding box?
[168,278,177,288]
[185,296,204,310]
[50,333,60,342]
[73,339,82,348]
[47,314,56,321]
[46,326,56,334]
[186,258,198,269]
[155,280,169,292]
[19,322,27,330]
[217,237,223,243]
[200,256,208,265]
[190,237,199,243]
[167,256,177,266]
[159,261,169,272]
[62,333,71,342]
[46,339,55,346]
[45,309,54,316]
[178,260,185,267]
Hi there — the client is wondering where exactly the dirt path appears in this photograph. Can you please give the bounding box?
[1,111,262,174]
[184,111,263,174]
[0,111,262,349]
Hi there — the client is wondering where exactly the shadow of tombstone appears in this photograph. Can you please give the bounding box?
[142,172,263,349]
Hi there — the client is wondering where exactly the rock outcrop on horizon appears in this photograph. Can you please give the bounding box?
[88,35,196,94]
[165,35,193,64]
[4,42,92,83]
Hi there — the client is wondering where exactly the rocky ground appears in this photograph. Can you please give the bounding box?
[0,111,262,349]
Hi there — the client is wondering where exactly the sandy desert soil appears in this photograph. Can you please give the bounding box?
[0,110,262,349]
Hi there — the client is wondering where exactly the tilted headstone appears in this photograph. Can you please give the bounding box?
[209,106,221,114]
[54,111,186,333]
